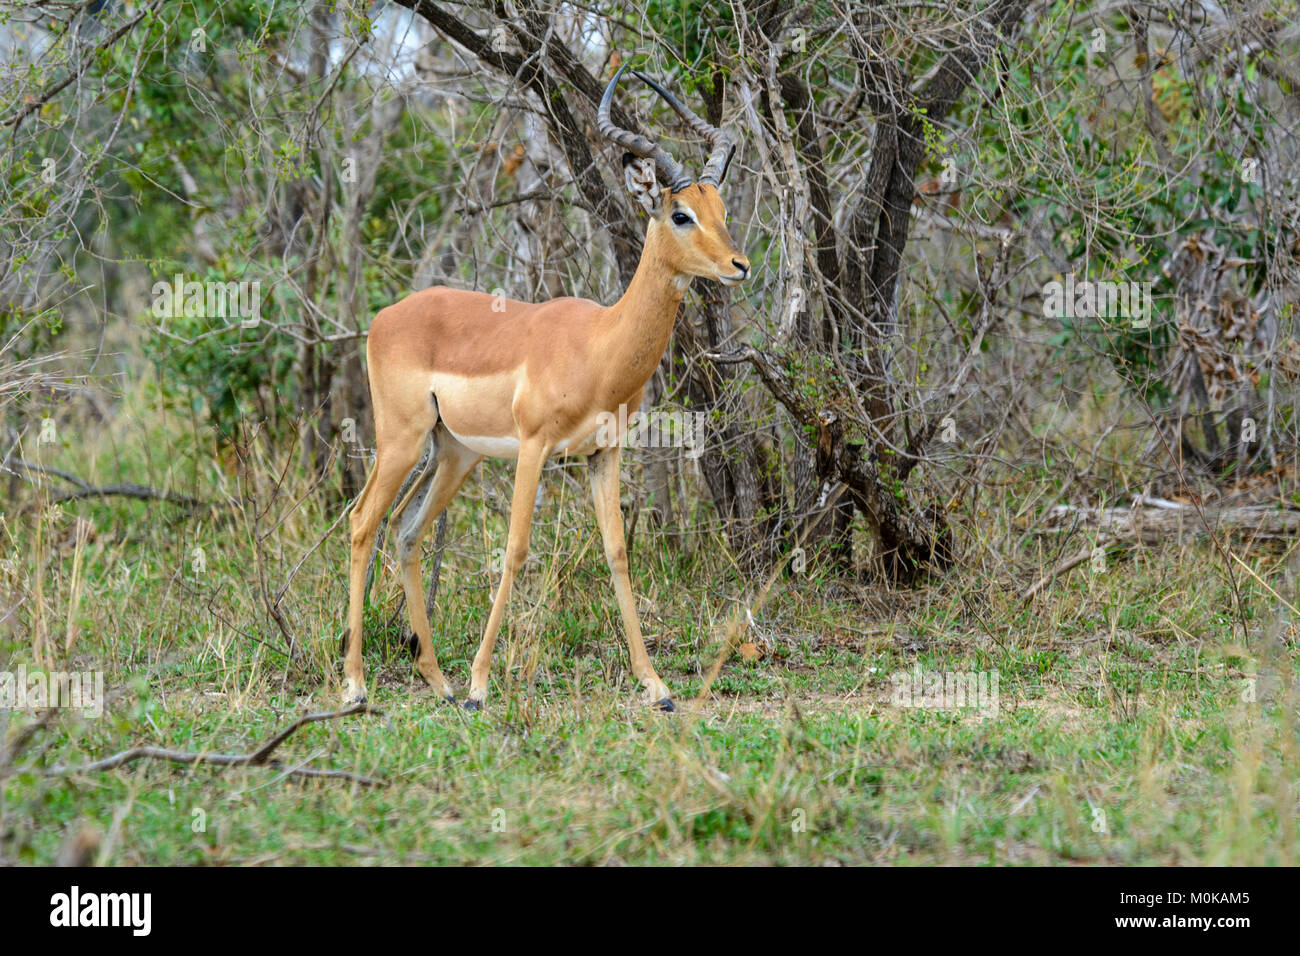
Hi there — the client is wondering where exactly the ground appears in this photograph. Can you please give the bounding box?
[4,482,1296,864]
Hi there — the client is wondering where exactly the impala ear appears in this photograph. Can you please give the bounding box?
[622,154,661,215]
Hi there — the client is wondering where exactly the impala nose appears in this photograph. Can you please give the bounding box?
[732,258,750,277]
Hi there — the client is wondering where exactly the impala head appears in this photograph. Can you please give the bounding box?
[599,65,750,287]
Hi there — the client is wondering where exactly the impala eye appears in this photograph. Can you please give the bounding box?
[671,212,693,227]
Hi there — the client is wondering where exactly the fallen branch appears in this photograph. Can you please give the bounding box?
[1022,502,1300,601]
[0,707,60,771]
[47,482,209,508]
[1039,503,1300,544]
[46,703,384,787]
[7,459,214,509]
[1021,534,1119,602]
[3,458,89,489]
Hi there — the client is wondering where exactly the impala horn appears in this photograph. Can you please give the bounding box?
[597,64,736,191]
[629,69,735,187]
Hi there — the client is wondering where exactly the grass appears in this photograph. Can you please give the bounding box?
[1,397,1297,865]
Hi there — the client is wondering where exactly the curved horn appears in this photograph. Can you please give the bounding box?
[598,64,692,192]
[629,69,736,186]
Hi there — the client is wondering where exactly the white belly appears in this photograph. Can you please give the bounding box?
[445,430,522,458]
[444,428,601,460]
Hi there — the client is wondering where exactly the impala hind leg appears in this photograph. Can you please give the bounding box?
[343,429,429,704]
[588,446,674,710]
[394,431,481,701]
[465,439,550,709]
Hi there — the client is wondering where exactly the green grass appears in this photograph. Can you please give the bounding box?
[3,504,1298,863]
[2,396,1297,864]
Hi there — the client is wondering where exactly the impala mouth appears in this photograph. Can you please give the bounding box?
[719,271,748,287]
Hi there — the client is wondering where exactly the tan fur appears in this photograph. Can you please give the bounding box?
[342,182,748,707]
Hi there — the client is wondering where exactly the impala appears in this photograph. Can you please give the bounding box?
[342,66,748,711]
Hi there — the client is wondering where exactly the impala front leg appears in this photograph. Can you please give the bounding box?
[588,446,674,710]
[466,439,550,709]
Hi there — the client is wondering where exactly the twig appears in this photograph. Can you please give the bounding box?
[3,458,89,489]
[1227,551,1300,620]
[46,703,384,787]
[0,707,60,771]
[8,458,212,508]
[425,510,448,618]
[1021,534,1118,602]
[46,482,209,507]
[2,3,159,132]
[459,187,555,214]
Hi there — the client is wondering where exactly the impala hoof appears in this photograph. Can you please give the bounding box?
[653,697,676,712]
[342,678,367,706]
[462,699,482,712]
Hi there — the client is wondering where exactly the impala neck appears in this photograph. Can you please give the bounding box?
[600,222,689,392]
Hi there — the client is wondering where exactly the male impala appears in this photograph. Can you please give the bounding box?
[342,66,748,711]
